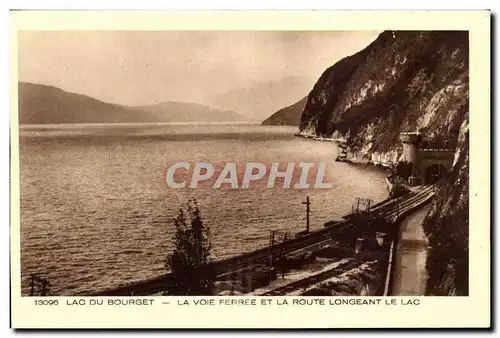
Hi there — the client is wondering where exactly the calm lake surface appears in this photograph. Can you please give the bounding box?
[19,123,388,295]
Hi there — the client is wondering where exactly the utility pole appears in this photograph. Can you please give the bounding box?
[302,196,311,232]
[269,230,275,284]
[365,199,373,219]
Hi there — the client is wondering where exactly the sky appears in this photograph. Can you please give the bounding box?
[18,30,380,107]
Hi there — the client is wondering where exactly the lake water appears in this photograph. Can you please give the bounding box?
[19,123,388,295]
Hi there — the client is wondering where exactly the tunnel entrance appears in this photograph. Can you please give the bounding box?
[424,164,448,184]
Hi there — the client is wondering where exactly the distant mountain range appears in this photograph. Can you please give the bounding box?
[18,82,247,124]
[261,96,308,126]
[213,75,314,121]
[132,101,246,123]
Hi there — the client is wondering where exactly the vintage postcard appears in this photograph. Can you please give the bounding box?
[10,10,490,329]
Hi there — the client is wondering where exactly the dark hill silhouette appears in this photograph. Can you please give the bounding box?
[18,82,247,124]
[261,96,307,126]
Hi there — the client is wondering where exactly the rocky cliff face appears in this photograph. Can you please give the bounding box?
[423,128,469,295]
[298,31,469,295]
[299,31,468,164]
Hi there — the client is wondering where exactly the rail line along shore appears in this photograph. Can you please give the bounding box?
[89,184,437,297]
[87,128,442,297]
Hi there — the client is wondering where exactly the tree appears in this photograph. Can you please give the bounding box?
[165,200,215,295]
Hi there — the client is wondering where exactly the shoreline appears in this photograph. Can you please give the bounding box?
[294,132,392,178]
[87,185,436,297]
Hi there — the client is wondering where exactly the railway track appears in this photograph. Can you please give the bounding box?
[88,185,437,296]
[258,186,437,296]
[259,259,361,296]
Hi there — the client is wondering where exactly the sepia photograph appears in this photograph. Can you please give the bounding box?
[17,28,470,298]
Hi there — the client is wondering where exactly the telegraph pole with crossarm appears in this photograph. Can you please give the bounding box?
[302,196,311,233]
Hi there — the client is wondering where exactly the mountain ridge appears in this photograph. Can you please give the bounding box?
[261,96,308,126]
[18,82,247,124]
[213,75,315,121]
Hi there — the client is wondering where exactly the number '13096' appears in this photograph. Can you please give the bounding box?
[34,299,59,306]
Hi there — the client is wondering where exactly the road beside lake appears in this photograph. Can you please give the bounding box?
[391,204,432,296]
